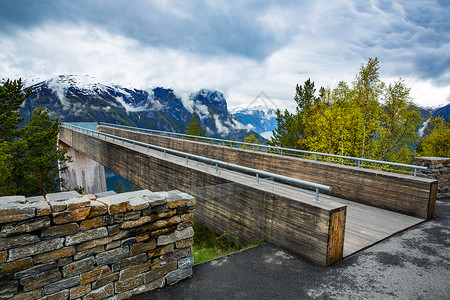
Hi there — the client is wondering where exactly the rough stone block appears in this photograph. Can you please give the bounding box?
[97,194,131,215]
[80,265,111,285]
[0,257,33,275]
[8,288,43,300]
[41,223,79,239]
[83,283,113,300]
[128,197,149,211]
[176,237,194,249]
[165,267,193,285]
[20,269,61,292]
[121,215,152,229]
[145,193,166,207]
[8,238,64,261]
[132,277,165,295]
[103,213,124,225]
[146,215,181,234]
[66,196,91,210]
[33,247,76,264]
[119,261,151,280]
[150,225,177,238]
[48,201,67,213]
[130,240,156,256]
[74,245,104,261]
[0,216,50,237]
[52,207,91,224]
[0,251,6,263]
[136,232,151,243]
[95,191,117,198]
[114,274,145,294]
[44,275,81,295]
[178,256,194,269]
[45,191,81,202]
[57,256,73,267]
[39,289,69,300]
[108,224,120,236]
[70,283,91,299]
[80,216,104,231]
[0,279,18,299]
[0,234,39,250]
[91,272,119,290]
[88,200,108,217]
[1,196,26,204]
[33,201,51,217]
[65,227,108,246]
[121,237,136,248]
[147,244,174,259]
[145,262,177,283]
[61,256,95,278]
[25,196,44,203]
[0,202,36,224]
[105,240,121,250]
[157,227,194,246]
[77,236,112,251]
[111,253,147,273]
[161,247,192,264]
[96,246,129,266]
[14,262,57,279]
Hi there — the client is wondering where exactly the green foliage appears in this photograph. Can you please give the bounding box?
[192,221,264,264]
[240,134,260,150]
[420,117,450,157]
[0,79,71,196]
[185,114,206,137]
[270,58,423,164]
[268,109,302,149]
[113,179,140,193]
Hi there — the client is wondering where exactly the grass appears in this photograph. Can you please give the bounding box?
[192,221,264,264]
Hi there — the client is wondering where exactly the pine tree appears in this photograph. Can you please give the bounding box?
[0,79,71,196]
[185,115,206,137]
[268,109,302,149]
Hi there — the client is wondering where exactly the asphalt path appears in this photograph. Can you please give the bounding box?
[133,197,450,300]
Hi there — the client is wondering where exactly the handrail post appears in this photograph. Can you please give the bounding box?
[164,150,166,158]
[147,145,149,152]
[414,168,417,178]
[357,160,361,168]
[314,154,317,161]
[256,173,260,185]
[280,149,283,156]
[215,163,218,174]
[185,156,188,164]
[314,188,320,202]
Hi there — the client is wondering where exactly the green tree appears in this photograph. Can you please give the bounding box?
[374,80,422,163]
[420,117,450,157]
[240,134,260,150]
[352,57,382,158]
[0,79,71,196]
[268,109,302,149]
[185,114,206,137]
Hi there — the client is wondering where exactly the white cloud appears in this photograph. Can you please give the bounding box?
[0,0,448,111]
[213,115,229,136]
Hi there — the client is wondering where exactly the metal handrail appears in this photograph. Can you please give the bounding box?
[98,122,427,178]
[62,123,332,202]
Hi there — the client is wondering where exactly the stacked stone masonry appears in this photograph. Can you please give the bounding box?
[414,157,450,198]
[0,189,196,300]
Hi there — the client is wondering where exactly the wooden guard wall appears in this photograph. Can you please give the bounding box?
[98,126,437,220]
[60,127,346,266]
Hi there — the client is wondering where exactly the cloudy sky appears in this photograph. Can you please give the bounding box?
[0,0,449,110]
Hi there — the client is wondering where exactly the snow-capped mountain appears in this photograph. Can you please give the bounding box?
[230,105,278,139]
[20,75,255,140]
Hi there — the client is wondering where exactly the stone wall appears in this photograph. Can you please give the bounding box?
[414,157,450,198]
[0,190,196,300]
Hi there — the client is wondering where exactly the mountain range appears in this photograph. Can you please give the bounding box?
[19,75,256,141]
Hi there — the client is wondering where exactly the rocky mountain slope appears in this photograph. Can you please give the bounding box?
[20,75,255,140]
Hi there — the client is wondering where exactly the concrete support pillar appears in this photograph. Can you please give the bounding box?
[59,142,107,194]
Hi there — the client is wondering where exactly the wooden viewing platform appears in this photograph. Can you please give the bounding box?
[59,125,435,266]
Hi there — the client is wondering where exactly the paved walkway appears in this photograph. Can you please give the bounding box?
[132,198,450,300]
